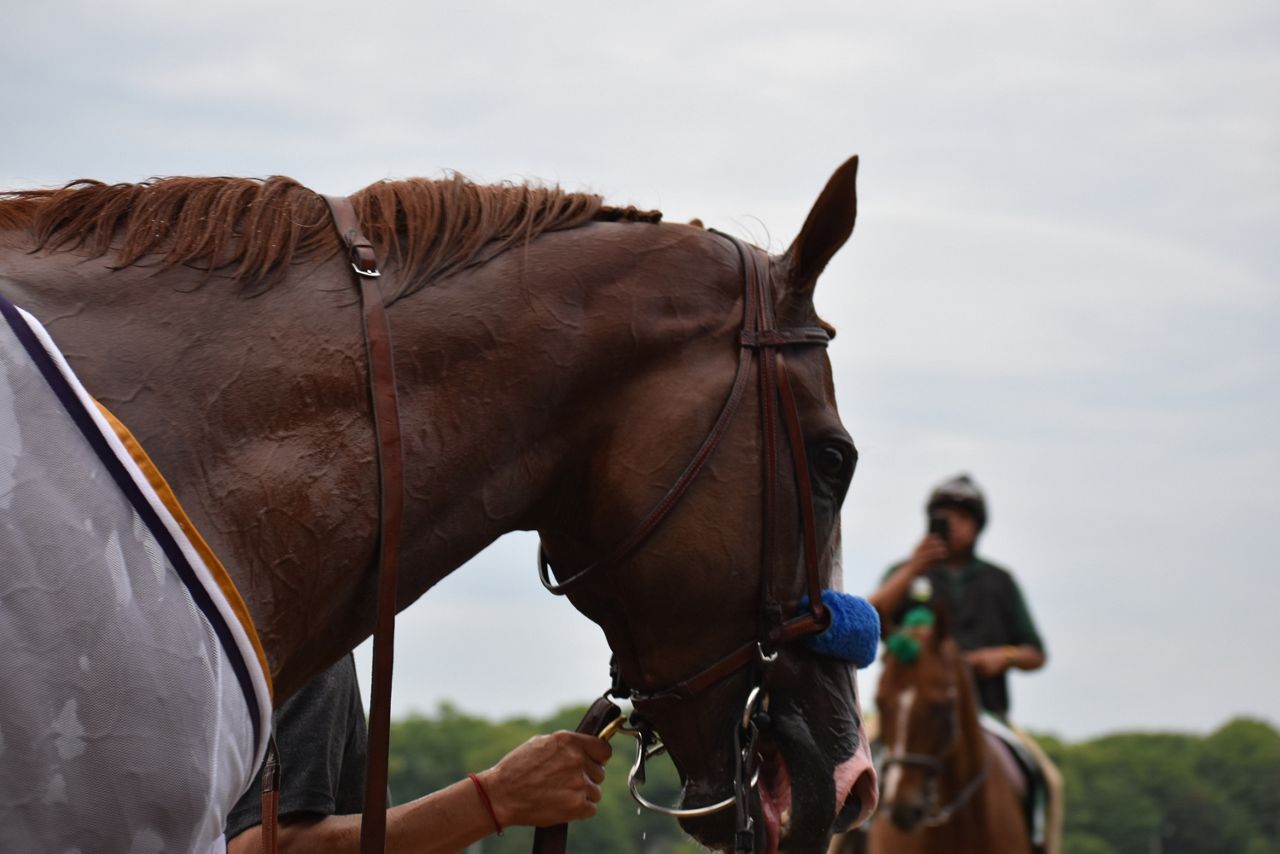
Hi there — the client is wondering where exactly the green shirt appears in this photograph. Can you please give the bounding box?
[883,556,1044,716]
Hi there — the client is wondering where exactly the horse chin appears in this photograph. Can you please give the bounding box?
[676,730,872,853]
[764,699,878,852]
[676,747,791,854]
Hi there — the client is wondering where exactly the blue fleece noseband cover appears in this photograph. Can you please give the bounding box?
[799,590,881,668]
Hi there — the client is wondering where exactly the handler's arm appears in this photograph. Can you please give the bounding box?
[963,644,1046,677]
[963,578,1048,676]
[867,535,948,635]
[228,731,611,854]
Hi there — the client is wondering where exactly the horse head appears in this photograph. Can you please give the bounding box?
[538,157,875,853]
[875,606,970,832]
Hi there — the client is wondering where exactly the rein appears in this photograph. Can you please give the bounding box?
[328,195,405,854]
[260,195,405,854]
[536,231,835,853]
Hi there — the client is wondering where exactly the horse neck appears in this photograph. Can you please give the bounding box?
[0,240,387,696]
[291,223,736,692]
[388,222,733,580]
[0,222,734,698]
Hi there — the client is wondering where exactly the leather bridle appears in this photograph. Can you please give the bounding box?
[880,750,989,829]
[880,673,989,828]
[539,230,834,693]
[262,208,838,854]
[536,231,841,853]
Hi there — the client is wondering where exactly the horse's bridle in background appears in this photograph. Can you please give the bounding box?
[879,665,989,828]
[880,748,989,829]
[536,231,838,854]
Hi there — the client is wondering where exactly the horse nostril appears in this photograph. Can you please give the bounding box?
[890,802,925,830]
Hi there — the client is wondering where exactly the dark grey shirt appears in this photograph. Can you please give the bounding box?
[226,654,368,840]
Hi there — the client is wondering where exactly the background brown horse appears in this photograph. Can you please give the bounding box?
[864,611,1029,853]
[0,157,873,852]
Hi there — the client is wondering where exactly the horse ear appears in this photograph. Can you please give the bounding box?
[782,155,859,295]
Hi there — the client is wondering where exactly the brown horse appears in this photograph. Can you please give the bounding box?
[865,610,1029,853]
[0,158,875,852]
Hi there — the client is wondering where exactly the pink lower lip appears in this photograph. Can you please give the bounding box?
[758,724,876,854]
[758,751,791,854]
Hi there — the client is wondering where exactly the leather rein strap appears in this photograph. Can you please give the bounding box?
[530,697,622,854]
[317,195,404,854]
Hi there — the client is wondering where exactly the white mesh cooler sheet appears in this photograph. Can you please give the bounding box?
[0,295,272,853]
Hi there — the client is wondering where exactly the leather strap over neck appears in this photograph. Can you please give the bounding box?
[322,193,404,854]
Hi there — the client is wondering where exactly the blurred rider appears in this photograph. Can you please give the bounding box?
[869,474,1061,854]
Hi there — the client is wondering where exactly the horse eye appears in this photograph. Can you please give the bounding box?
[818,446,845,477]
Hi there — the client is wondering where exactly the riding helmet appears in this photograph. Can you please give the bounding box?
[926,473,988,530]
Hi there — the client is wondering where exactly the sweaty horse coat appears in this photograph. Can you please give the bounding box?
[0,295,271,853]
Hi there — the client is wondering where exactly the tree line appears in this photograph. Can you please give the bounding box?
[1043,717,1279,854]
[388,707,1279,853]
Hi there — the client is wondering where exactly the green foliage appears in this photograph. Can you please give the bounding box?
[1053,717,1280,854]
[1062,833,1116,854]
[388,703,705,853]
[386,705,1280,854]
[1197,718,1280,847]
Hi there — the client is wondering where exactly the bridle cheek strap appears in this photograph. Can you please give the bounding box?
[642,233,830,700]
[774,351,826,621]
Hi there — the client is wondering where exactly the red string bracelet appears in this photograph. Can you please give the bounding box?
[467,772,504,836]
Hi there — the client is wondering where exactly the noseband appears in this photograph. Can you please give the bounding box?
[536,231,837,853]
[881,747,989,828]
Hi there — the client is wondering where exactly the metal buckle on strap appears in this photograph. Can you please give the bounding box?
[349,246,381,278]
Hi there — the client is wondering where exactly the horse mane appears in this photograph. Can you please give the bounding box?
[0,174,663,298]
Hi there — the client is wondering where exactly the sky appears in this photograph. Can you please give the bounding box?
[3,0,1276,742]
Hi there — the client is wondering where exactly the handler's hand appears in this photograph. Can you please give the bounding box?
[965,646,1012,677]
[908,533,949,572]
[477,731,613,827]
